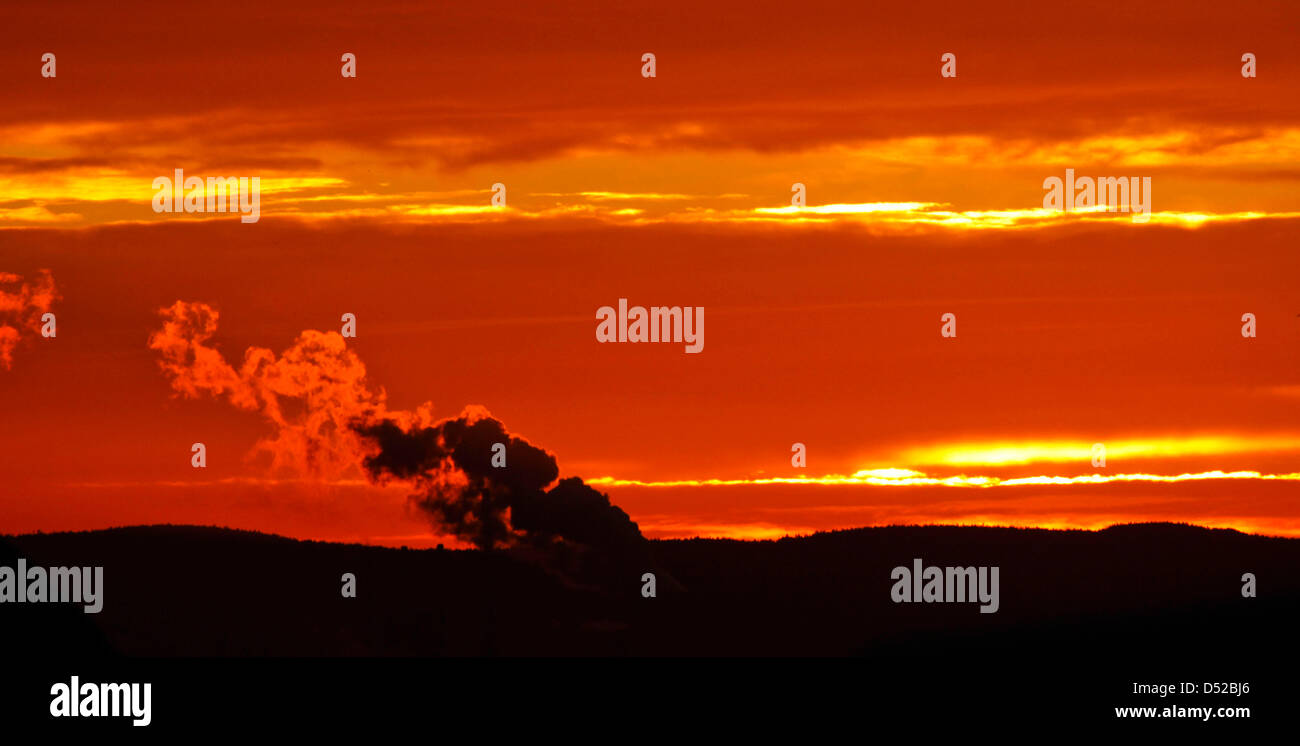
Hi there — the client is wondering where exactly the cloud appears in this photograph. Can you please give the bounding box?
[0,269,57,369]
[0,156,116,174]
[588,468,1300,489]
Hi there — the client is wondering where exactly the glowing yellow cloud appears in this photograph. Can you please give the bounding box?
[900,435,1300,467]
[0,174,346,203]
[587,469,1300,489]
[756,202,937,215]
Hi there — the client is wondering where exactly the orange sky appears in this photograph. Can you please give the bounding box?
[2,1,1299,544]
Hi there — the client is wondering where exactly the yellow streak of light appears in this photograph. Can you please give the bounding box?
[587,469,1300,488]
[756,202,937,214]
[0,175,346,203]
[903,435,1300,466]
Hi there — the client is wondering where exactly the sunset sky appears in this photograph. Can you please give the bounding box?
[2,0,1299,545]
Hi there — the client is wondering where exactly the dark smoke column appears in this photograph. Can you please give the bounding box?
[354,412,645,559]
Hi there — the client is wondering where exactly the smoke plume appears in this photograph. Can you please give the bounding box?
[149,300,645,557]
[148,300,429,478]
[357,413,644,551]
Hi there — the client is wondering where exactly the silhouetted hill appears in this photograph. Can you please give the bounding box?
[2,522,1296,660]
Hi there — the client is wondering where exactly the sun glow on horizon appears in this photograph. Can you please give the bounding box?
[899,435,1300,467]
[587,468,1300,489]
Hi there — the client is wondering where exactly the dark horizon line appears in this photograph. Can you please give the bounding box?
[1,519,1278,548]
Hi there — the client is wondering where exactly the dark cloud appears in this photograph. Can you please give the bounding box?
[3,1,1296,172]
[0,157,114,174]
